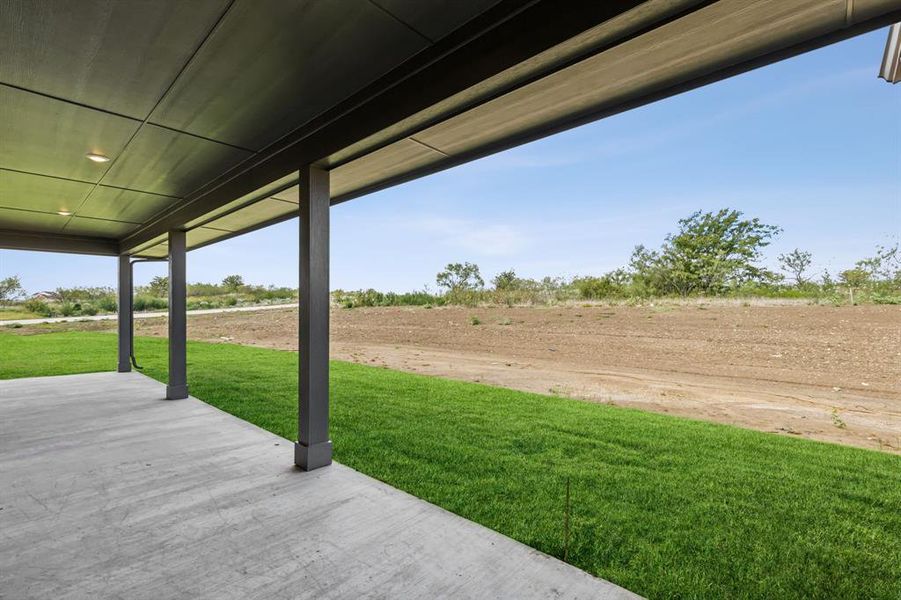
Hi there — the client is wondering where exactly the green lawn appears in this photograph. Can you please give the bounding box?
[2,330,899,599]
[0,308,37,320]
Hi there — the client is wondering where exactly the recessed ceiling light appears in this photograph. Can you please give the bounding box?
[57,210,72,216]
[85,153,110,163]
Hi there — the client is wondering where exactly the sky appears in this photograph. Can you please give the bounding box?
[2,29,899,293]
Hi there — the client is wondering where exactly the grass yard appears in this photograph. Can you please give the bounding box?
[0,308,37,320]
[1,330,899,599]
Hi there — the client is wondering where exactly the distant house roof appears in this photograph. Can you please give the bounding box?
[31,291,59,300]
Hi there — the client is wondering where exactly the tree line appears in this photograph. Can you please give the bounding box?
[334,208,900,308]
[0,273,296,318]
[4,208,899,312]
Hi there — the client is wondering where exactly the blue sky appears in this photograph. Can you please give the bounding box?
[2,29,899,293]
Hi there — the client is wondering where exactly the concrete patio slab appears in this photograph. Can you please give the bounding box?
[0,372,638,599]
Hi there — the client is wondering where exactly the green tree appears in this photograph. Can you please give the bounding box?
[436,262,484,298]
[840,268,870,305]
[637,209,782,296]
[840,268,869,288]
[492,269,518,291]
[856,243,899,283]
[148,276,168,297]
[778,248,813,286]
[222,274,245,293]
[629,245,667,296]
[0,275,24,303]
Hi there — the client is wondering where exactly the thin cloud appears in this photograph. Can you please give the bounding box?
[395,216,530,257]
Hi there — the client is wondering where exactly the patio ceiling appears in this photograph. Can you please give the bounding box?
[1,0,900,258]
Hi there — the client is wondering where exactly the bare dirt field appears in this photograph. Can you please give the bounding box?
[11,302,900,453]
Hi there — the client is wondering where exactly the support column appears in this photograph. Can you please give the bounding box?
[117,254,132,373]
[166,230,188,400]
[295,164,332,471]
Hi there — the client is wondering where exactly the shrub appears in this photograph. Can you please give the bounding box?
[98,297,118,313]
[870,293,901,305]
[573,275,624,300]
[729,284,811,299]
[133,296,167,312]
[187,282,222,296]
[187,300,218,311]
[54,286,115,303]
[24,298,52,317]
[246,286,296,303]
[331,289,443,308]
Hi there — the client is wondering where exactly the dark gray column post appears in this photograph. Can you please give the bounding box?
[166,230,188,400]
[117,254,132,373]
[295,164,332,470]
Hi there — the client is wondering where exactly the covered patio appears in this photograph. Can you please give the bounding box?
[0,371,635,598]
[2,0,900,597]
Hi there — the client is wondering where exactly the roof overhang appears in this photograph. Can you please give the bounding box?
[0,228,118,256]
[2,0,900,258]
[880,22,901,81]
